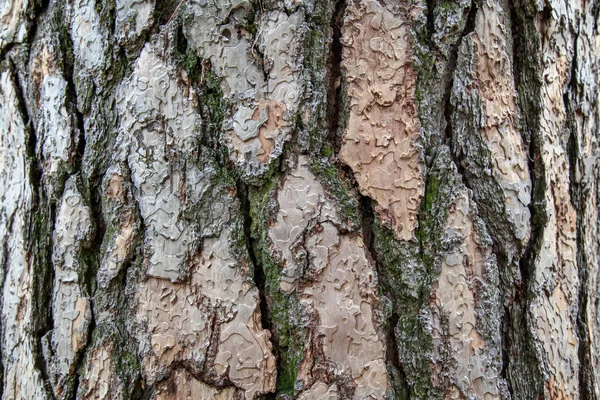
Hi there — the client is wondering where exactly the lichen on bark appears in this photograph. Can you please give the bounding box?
[0,0,599,398]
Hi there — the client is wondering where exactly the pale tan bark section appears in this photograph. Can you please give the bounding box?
[269,156,389,398]
[0,69,48,400]
[473,0,531,245]
[226,11,304,169]
[76,342,121,400]
[28,39,75,198]
[115,0,154,48]
[0,0,29,49]
[431,187,504,399]
[67,0,107,86]
[297,381,340,400]
[135,226,276,399]
[154,369,238,400]
[340,0,424,241]
[49,177,93,398]
[530,1,581,397]
[184,2,305,178]
[97,164,138,289]
[116,40,201,282]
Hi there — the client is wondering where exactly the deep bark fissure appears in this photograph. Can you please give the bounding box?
[360,196,376,264]
[387,313,410,399]
[238,181,272,333]
[154,0,183,28]
[8,61,59,400]
[506,1,547,397]
[565,24,595,399]
[55,13,107,397]
[70,180,107,398]
[60,12,88,178]
[442,0,478,141]
[425,0,436,47]
[326,0,346,155]
[0,213,12,400]
[327,2,414,395]
[237,180,278,400]
[441,0,479,219]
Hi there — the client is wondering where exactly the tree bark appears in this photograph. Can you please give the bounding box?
[0,0,598,398]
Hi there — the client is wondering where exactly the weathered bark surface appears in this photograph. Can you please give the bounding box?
[0,0,598,398]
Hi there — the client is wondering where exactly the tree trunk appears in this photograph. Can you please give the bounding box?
[0,0,598,398]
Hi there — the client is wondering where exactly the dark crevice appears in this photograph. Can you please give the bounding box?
[505,1,548,398]
[325,0,411,396]
[0,215,13,400]
[235,181,278,400]
[240,181,272,333]
[326,0,346,154]
[386,314,410,400]
[236,181,276,364]
[360,196,376,264]
[155,0,183,27]
[0,42,17,63]
[8,61,58,400]
[72,103,87,173]
[60,23,87,177]
[84,180,107,295]
[442,0,478,142]
[564,24,594,400]
[573,137,592,400]
[441,0,479,219]
[425,0,436,43]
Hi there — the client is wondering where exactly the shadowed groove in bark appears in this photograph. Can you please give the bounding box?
[70,178,107,399]
[506,0,547,397]
[327,1,413,396]
[440,0,479,229]
[425,0,435,45]
[360,196,411,399]
[238,180,273,334]
[237,179,278,400]
[327,0,346,155]
[5,58,58,400]
[0,225,6,399]
[565,19,595,398]
[441,0,546,396]
[442,0,478,142]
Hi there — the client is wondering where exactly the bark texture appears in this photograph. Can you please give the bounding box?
[0,0,598,398]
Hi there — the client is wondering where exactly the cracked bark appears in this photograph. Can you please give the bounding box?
[1,0,599,399]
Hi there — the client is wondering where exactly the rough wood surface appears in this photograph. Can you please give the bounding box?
[0,0,598,398]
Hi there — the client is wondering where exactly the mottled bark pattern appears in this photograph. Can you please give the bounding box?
[0,0,598,399]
